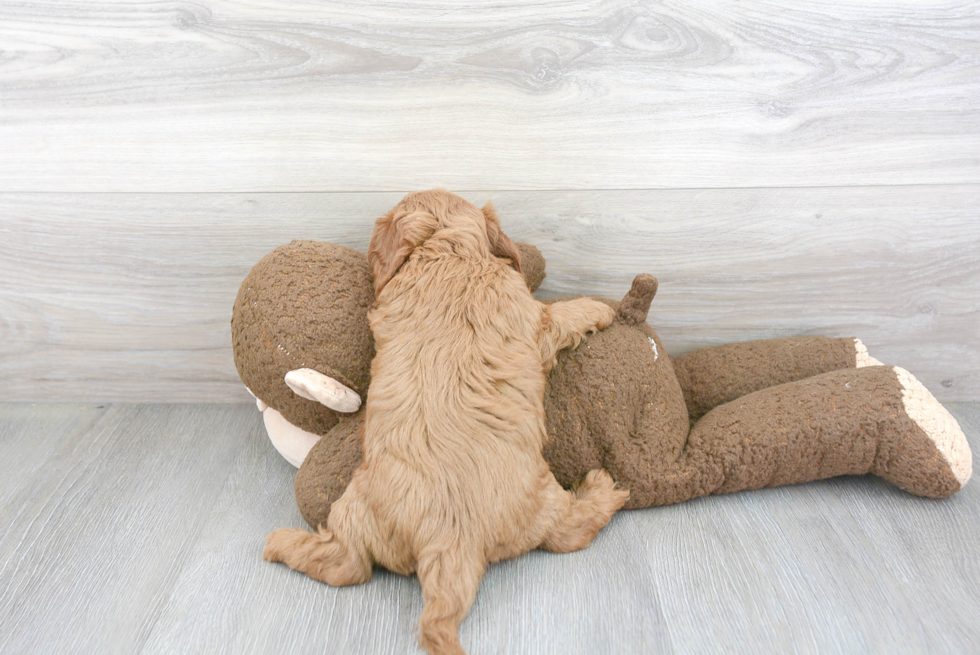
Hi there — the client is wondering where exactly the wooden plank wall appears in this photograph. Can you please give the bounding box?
[1,1,978,402]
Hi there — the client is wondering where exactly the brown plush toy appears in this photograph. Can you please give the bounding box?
[232,234,972,529]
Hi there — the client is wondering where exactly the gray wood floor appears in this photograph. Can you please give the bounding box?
[1,402,978,654]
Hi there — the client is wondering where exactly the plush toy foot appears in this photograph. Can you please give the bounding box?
[878,367,972,496]
[666,366,971,505]
[854,338,884,367]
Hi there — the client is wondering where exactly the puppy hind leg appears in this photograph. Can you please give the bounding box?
[416,546,486,655]
[263,526,371,586]
[540,469,629,554]
[263,489,372,587]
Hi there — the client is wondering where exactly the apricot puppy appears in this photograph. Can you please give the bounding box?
[264,190,628,655]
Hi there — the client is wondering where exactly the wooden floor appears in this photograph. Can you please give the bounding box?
[1,402,978,654]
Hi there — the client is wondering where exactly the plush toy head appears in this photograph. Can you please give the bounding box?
[232,240,376,436]
[232,239,547,437]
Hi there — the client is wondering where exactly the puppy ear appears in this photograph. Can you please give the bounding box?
[367,208,439,295]
[482,201,522,274]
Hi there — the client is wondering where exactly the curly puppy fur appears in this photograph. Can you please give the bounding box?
[264,190,629,655]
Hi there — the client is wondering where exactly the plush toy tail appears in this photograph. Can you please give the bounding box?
[616,274,658,326]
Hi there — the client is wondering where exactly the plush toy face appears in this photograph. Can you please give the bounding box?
[232,241,376,435]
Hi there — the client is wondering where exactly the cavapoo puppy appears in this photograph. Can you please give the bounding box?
[264,189,629,655]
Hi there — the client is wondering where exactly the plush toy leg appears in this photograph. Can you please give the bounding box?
[684,366,971,500]
[673,336,880,421]
[611,366,970,507]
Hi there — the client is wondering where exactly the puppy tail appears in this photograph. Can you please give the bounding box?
[416,544,486,655]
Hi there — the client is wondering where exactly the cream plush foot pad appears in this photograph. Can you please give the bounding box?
[854,338,884,367]
[895,366,972,487]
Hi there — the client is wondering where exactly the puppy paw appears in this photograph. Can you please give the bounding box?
[593,302,616,332]
[577,469,630,512]
[574,299,615,335]
[263,527,315,563]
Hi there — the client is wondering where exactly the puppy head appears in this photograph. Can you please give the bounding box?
[367,206,439,296]
[367,190,522,295]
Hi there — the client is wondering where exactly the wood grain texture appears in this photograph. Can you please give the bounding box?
[0,404,250,654]
[1,0,978,191]
[2,187,977,402]
[631,402,980,655]
[0,403,108,518]
[140,405,672,655]
[0,402,977,654]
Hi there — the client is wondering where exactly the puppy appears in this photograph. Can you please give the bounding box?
[264,189,629,655]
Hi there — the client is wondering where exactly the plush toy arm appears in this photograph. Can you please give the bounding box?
[295,413,366,530]
[285,368,362,413]
[673,336,880,421]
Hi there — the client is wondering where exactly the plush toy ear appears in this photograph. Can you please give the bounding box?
[514,242,546,291]
[367,208,440,295]
[482,201,522,274]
